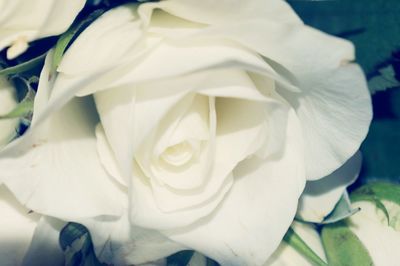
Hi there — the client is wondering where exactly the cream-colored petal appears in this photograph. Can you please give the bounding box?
[0,54,126,220]
[0,0,85,59]
[22,217,65,266]
[297,152,362,223]
[140,0,301,25]
[0,185,40,266]
[279,65,372,180]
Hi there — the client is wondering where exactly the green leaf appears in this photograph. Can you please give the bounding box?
[283,227,328,266]
[0,53,46,77]
[0,88,34,120]
[166,250,194,266]
[0,75,37,129]
[52,9,105,72]
[351,182,400,206]
[59,222,106,266]
[350,182,400,226]
[321,222,374,266]
[369,65,400,94]
[321,192,360,224]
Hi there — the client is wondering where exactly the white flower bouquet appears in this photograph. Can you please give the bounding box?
[0,0,399,265]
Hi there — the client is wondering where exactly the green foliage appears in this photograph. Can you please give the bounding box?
[321,222,374,266]
[283,227,328,266]
[351,182,400,226]
[0,53,46,77]
[369,65,400,94]
[0,84,34,120]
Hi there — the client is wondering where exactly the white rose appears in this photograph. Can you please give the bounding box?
[0,77,18,147]
[0,1,372,265]
[0,0,85,59]
[0,185,64,265]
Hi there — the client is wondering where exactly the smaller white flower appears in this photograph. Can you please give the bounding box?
[0,0,86,59]
[0,77,18,147]
[348,200,400,266]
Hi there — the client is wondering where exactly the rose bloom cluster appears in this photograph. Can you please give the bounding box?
[0,0,377,265]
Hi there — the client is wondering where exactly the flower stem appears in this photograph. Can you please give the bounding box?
[283,227,328,266]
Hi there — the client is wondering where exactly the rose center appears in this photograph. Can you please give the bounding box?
[160,140,200,167]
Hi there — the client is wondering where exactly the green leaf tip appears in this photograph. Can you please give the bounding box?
[0,53,46,77]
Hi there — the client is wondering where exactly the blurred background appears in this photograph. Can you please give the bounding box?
[288,0,400,186]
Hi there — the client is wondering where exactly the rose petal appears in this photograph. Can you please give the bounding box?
[55,4,281,97]
[297,152,362,223]
[185,24,368,180]
[197,69,272,101]
[147,96,271,212]
[278,65,371,180]
[142,95,213,192]
[58,4,144,76]
[94,69,272,189]
[140,0,301,25]
[36,0,86,37]
[130,160,233,230]
[95,124,128,186]
[141,10,353,76]
[22,217,65,266]
[138,6,371,180]
[0,185,40,266]
[0,54,126,220]
[164,110,305,265]
[0,0,85,59]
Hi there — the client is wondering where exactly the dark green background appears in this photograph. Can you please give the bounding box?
[288,0,400,185]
